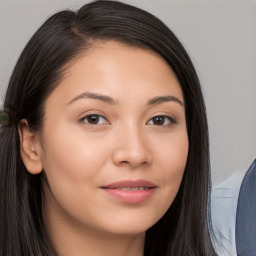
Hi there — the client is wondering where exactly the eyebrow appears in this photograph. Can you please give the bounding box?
[148,96,184,107]
[68,92,117,105]
[68,92,184,107]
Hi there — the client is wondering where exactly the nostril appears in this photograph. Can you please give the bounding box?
[119,160,150,168]
[120,161,130,165]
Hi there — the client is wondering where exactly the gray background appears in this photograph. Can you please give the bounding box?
[0,0,255,185]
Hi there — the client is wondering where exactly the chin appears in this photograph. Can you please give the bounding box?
[99,216,161,236]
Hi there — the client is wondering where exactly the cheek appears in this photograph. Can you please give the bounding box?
[156,132,188,205]
[40,125,109,198]
[40,128,112,225]
[157,129,188,174]
[43,121,106,166]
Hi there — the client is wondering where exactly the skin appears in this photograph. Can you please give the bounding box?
[19,41,189,256]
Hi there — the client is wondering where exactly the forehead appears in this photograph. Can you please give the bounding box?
[46,40,183,106]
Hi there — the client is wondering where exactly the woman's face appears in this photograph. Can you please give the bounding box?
[37,41,188,236]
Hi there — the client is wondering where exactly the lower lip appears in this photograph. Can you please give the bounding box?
[102,188,156,204]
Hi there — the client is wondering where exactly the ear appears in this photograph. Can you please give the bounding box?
[18,119,43,174]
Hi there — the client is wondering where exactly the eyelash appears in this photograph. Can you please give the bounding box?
[146,115,177,126]
[80,114,109,125]
[80,114,177,126]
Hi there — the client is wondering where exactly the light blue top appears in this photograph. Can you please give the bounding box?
[211,171,244,256]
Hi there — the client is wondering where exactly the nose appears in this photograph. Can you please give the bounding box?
[111,126,152,168]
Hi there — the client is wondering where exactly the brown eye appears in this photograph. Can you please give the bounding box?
[146,115,176,126]
[152,116,165,125]
[83,115,108,125]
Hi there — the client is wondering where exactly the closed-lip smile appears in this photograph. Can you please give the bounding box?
[101,179,157,204]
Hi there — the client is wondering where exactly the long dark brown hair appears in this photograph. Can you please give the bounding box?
[0,1,216,255]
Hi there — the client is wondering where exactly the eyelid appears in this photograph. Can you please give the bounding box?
[146,115,177,126]
[79,113,110,125]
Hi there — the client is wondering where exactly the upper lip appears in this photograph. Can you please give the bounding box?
[101,179,157,189]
